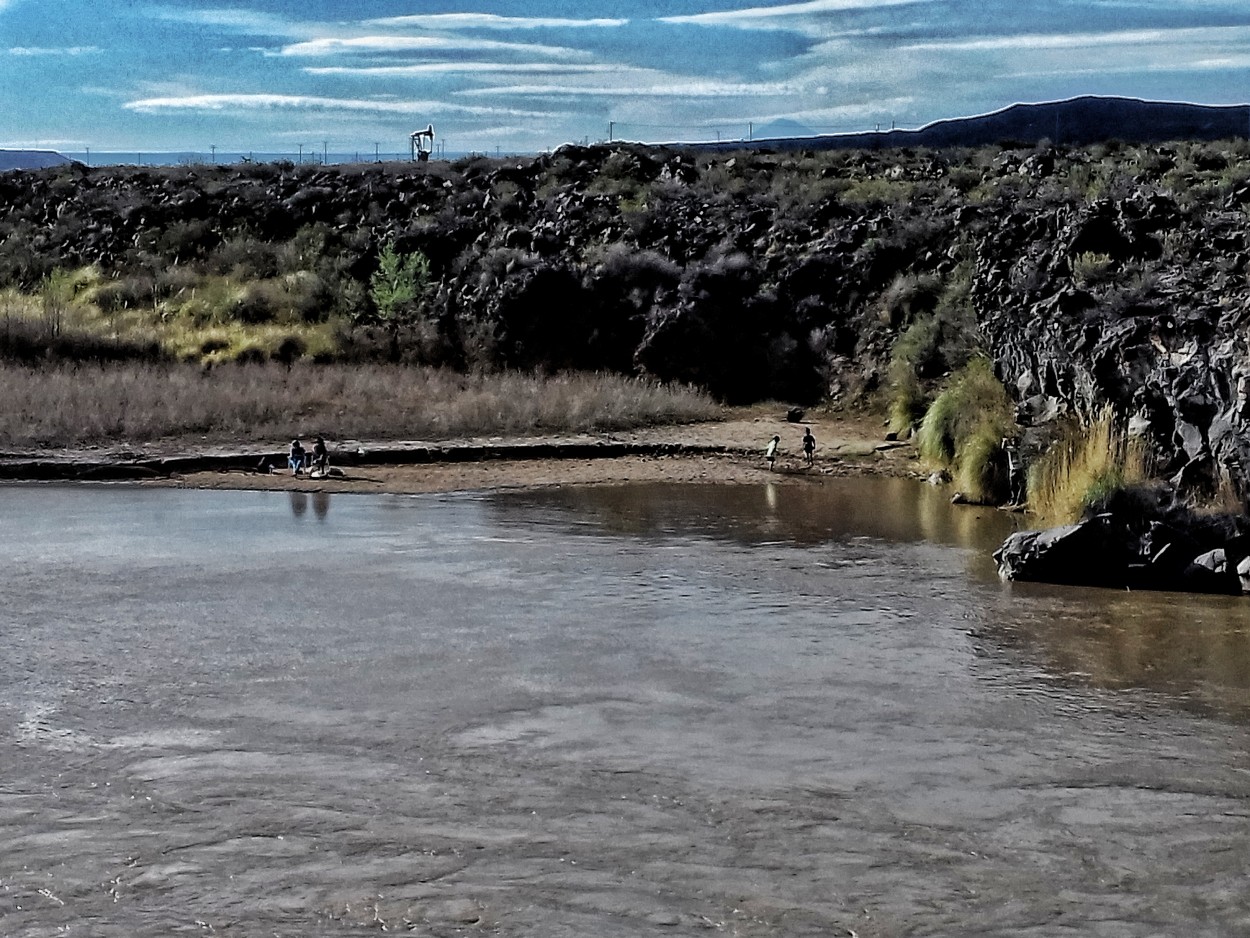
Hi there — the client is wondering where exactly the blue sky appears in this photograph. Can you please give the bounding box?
[4,0,1250,157]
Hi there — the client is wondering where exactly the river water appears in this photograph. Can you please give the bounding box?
[2,479,1249,937]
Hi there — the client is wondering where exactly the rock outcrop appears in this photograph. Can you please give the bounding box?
[995,491,1250,593]
[2,140,1250,498]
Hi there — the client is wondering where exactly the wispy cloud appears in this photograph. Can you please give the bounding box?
[122,92,554,120]
[900,24,1250,52]
[279,35,588,59]
[306,63,639,77]
[662,0,934,34]
[147,7,314,38]
[7,45,100,56]
[366,13,627,29]
[759,98,917,124]
[1005,54,1250,79]
[1072,0,1248,7]
[457,78,808,99]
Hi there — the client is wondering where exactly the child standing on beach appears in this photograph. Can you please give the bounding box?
[765,435,780,470]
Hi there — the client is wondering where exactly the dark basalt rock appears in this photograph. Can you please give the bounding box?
[995,499,1250,595]
[6,143,1250,496]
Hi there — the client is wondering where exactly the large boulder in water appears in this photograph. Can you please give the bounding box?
[993,515,1136,587]
[995,502,1250,594]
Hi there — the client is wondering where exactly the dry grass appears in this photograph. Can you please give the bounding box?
[0,363,722,449]
[1026,406,1151,525]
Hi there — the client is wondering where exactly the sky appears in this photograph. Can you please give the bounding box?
[3,0,1250,159]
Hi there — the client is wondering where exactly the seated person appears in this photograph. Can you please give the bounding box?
[311,436,329,474]
[288,438,306,474]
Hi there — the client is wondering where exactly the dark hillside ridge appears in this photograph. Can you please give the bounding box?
[0,149,74,171]
[682,96,1250,152]
[3,137,1250,499]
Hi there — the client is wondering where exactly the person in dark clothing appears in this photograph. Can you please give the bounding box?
[288,439,306,475]
[311,436,329,474]
[802,427,816,467]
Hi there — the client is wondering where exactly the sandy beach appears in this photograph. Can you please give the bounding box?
[140,409,919,495]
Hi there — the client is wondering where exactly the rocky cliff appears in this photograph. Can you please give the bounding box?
[2,139,1249,496]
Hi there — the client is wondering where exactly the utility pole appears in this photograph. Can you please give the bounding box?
[210,144,217,163]
[297,143,304,164]
[374,141,380,162]
[84,146,90,166]
[322,140,327,164]
[609,120,614,142]
[749,121,753,141]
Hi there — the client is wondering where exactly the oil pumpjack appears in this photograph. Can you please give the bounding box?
[410,124,435,162]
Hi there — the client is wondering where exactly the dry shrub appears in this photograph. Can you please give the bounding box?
[0,364,721,448]
[1026,406,1150,526]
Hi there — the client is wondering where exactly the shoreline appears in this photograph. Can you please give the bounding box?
[2,411,920,495]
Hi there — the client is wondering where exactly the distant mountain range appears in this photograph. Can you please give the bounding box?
[693,96,1250,152]
[0,149,74,171]
[5,97,1250,172]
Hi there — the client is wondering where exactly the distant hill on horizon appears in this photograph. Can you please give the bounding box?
[681,96,1250,153]
[0,149,74,171]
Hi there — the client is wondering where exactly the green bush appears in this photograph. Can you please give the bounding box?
[369,243,431,323]
[885,316,940,434]
[1072,251,1115,286]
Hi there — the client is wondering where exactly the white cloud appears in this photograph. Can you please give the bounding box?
[279,35,588,59]
[305,63,656,78]
[122,92,554,120]
[148,7,313,38]
[757,98,917,124]
[457,78,808,99]
[366,13,627,30]
[1072,0,1247,7]
[7,46,100,56]
[900,24,1250,53]
[1004,55,1250,79]
[661,0,932,35]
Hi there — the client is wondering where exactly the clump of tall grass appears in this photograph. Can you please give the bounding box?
[885,317,939,435]
[1026,406,1150,526]
[916,355,1018,503]
[882,261,979,437]
[0,363,721,449]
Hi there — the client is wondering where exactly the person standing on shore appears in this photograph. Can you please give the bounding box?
[802,427,816,467]
[765,434,780,470]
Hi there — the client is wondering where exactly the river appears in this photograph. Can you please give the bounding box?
[2,479,1249,936]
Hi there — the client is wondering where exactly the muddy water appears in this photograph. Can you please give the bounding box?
[2,479,1250,937]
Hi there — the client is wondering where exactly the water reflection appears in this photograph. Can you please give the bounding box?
[492,479,1250,722]
[288,491,332,520]
[987,582,1250,720]
[312,492,331,519]
[491,477,1021,559]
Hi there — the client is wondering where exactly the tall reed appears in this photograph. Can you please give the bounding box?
[1026,406,1150,526]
